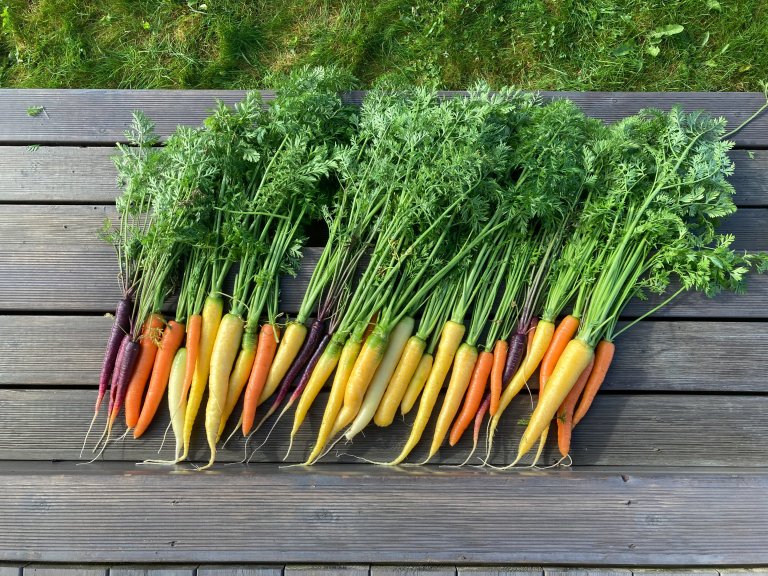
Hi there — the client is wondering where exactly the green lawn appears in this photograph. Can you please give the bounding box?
[1,0,766,90]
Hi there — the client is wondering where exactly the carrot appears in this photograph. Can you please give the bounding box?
[259,321,307,403]
[202,312,245,468]
[488,340,507,417]
[375,335,426,426]
[516,338,594,460]
[286,338,343,458]
[241,323,279,436]
[305,338,361,464]
[332,331,390,435]
[556,356,594,457]
[400,353,433,416]
[216,329,258,440]
[124,313,165,429]
[182,314,202,399]
[181,294,223,461]
[133,319,185,438]
[450,350,493,446]
[539,315,580,389]
[429,342,478,459]
[485,320,554,461]
[345,317,415,441]
[95,296,132,417]
[389,320,465,465]
[573,339,615,426]
[107,337,139,434]
[527,317,538,354]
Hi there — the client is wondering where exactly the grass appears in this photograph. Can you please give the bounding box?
[0,0,766,90]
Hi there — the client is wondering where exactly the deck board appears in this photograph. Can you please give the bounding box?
[1,205,765,315]
[1,389,766,467]
[2,462,767,565]
[1,90,767,147]
[2,316,767,392]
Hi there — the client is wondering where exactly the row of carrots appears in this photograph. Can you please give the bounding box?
[86,67,767,468]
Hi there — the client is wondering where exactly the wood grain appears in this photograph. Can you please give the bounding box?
[545,570,633,576]
[457,569,543,576]
[371,568,455,576]
[1,204,765,314]
[0,147,118,203]
[197,567,284,576]
[1,147,766,206]
[22,567,107,576]
[286,566,369,576]
[3,316,766,392]
[2,462,768,565]
[0,568,21,576]
[2,90,767,147]
[109,569,196,576]
[1,389,766,467]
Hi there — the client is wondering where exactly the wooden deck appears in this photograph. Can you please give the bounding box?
[0,90,767,569]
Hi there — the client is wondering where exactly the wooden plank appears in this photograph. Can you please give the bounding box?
[0,147,118,203]
[370,568,454,576]
[457,569,542,576]
[3,315,766,392]
[23,567,107,576]
[1,90,767,147]
[197,567,283,576]
[1,204,765,315]
[633,571,720,576]
[717,571,768,576]
[0,389,766,467]
[2,462,768,565]
[109,569,196,576]
[545,570,632,576]
[0,567,21,576]
[285,566,368,576]
[1,147,765,206]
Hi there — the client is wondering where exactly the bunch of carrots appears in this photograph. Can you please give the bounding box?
[87,67,767,468]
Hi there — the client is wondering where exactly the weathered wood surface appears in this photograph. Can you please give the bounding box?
[3,147,767,205]
[1,204,765,314]
[0,568,21,576]
[109,568,196,576]
[457,569,543,576]
[371,568,456,576]
[2,462,768,565]
[3,316,767,392]
[23,567,108,576]
[286,567,369,576]
[1,389,766,467]
[545,571,633,576]
[197,568,283,576]
[2,90,767,147]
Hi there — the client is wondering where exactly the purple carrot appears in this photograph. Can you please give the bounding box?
[249,332,333,453]
[108,339,141,430]
[255,320,327,430]
[84,332,129,457]
[502,331,526,386]
[96,296,133,412]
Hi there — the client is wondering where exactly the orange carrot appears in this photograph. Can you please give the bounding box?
[242,324,279,435]
[539,315,579,389]
[556,356,594,457]
[573,339,615,426]
[450,350,493,446]
[182,314,202,400]
[489,340,507,417]
[133,320,186,438]
[124,313,165,429]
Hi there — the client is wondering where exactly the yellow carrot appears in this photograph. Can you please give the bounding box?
[375,335,426,427]
[201,312,244,469]
[400,353,433,416]
[286,339,344,458]
[332,332,390,435]
[181,295,223,461]
[389,320,465,465]
[345,317,415,440]
[305,338,361,464]
[216,330,258,441]
[516,338,594,461]
[259,321,307,404]
[428,342,478,459]
[485,320,554,460]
